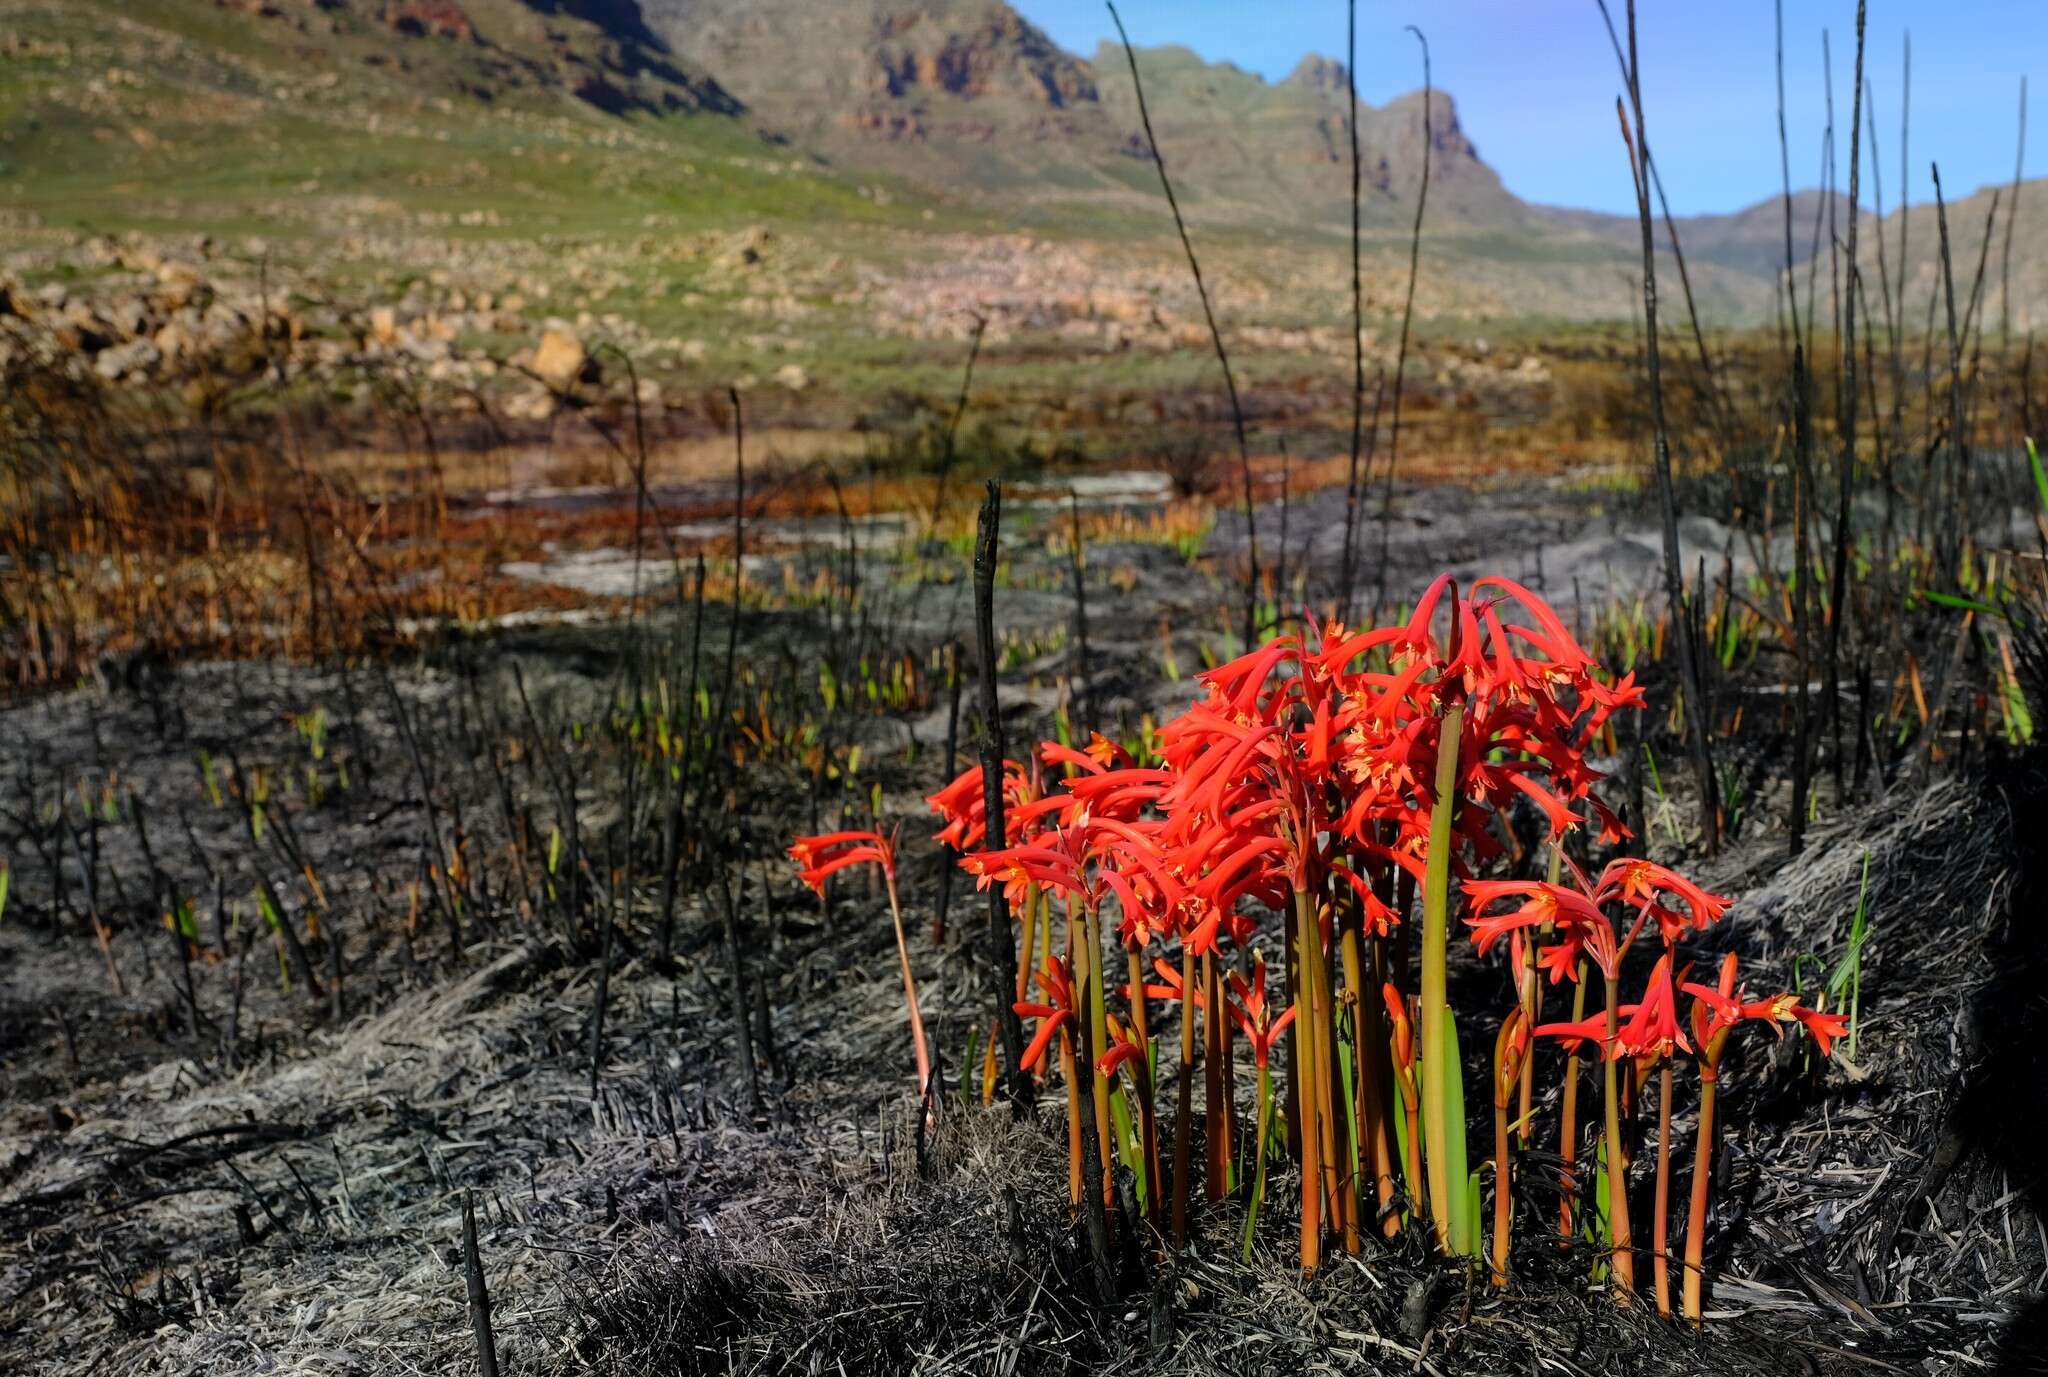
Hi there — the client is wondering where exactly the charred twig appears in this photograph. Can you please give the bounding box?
[1607,0,1722,853]
[462,1190,500,1377]
[1107,2,1258,649]
[974,483,1028,1105]
[1372,25,1434,621]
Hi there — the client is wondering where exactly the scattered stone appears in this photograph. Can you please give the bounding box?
[93,339,161,381]
[530,325,589,390]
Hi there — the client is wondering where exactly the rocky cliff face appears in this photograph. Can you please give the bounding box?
[206,0,740,115]
[633,0,1520,226]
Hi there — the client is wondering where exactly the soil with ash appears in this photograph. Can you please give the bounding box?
[3,591,2046,1374]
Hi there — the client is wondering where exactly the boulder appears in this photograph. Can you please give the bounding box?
[93,339,161,381]
[530,326,590,390]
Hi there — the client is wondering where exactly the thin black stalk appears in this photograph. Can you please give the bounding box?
[1340,0,1366,620]
[707,389,746,812]
[658,554,707,966]
[1823,1,1867,806]
[933,640,963,944]
[974,483,1028,1105]
[461,1191,500,1377]
[932,312,988,529]
[1107,2,1258,649]
[1607,0,1721,853]
[1894,34,1911,440]
[716,863,762,1112]
[129,792,204,1035]
[589,835,619,1105]
[2001,79,2028,358]
[1068,491,1092,738]
[1777,0,1816,856]
[1933,166,1967,576]
[1373,26,1434,620]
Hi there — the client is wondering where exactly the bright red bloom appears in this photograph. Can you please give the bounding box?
[1536,953,1691,1060]
[788,829,897,895]
[1614,953,1690,1059]
[1682,953,1852,1063]
[1462,879,1609,959]
[1223,952,1296,1069]
[927,758,1044,853]
[1014,957,1077,1073]
[1596,858,1731,945]
[1097,1014,1151,1078]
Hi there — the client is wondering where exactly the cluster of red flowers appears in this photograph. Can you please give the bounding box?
[803,573,1845,1320]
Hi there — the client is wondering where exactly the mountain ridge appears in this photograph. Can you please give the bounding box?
[0,0,2037,329]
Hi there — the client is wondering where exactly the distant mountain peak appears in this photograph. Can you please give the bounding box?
[1284,53,1349,94]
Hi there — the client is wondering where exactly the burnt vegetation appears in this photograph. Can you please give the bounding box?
[2,3,2046,1375]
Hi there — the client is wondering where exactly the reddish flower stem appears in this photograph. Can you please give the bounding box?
[1292,887,1325,1271]
[882,870,933,1102]
[1171,942,1198,1245]
[1557,962,1588,1239]
[1602,974,1636,1298]
[1653,1054,1674,1316]
[1492,1094,1512,1286]
[1683,1030,1729,1326]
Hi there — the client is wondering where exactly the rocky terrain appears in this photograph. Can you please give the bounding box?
[4,0,2038,384]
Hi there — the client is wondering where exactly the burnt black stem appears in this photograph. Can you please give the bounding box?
[933,640,963,944]
[1775,0,1815,856]
[1107,2,1258,649]
[658,554,707,966]
[1068,490,1092,738]
[707,389,746,816]
[1608,0,1721,853]
[1934,165,1966,578]
[2001,79,2028,358]
[716,862,761,1112]
[1823,1,1867,807]
[128,791,204,1035]
[1373,25,1433,621]
[1340,0,1366,621]
[974,483,1028,1105]
[461,1190,500,1377]
[932,313,987,529]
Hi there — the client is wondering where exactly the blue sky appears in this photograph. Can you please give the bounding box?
[1013,1,2036,215]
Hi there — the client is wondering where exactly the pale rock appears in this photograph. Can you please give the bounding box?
[531,326,588,390]
[153,320,197,360]
[93,339,159,380]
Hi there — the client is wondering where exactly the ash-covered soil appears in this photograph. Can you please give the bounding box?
[4,485,2046,1375]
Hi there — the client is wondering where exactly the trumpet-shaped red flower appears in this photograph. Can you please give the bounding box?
[1683,976,1850,1058]
[1597,858,1732,944]
[1015,957,1077,1073]
[1097,1013,1151,1078]
[788,829,897,894]
[1223,953,1296,1070]
[927,758,1038,853]
[1536,954,1692,1060]
[1614,953,1690,1059]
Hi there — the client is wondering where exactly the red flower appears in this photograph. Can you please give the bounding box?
[1097,1014,1151,1078]
[1223,952,1296,1069]
[1537,953,1691,1060]
[1014,957,1077,1073]
[1614,953,1691,1059]
[1596,858,1731,945]
[788,829,897,895]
